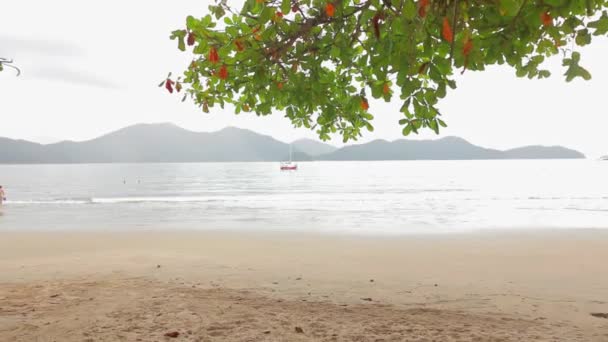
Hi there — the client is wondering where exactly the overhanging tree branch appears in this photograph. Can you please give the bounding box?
[0,58,21,76]
[166,0,608,142]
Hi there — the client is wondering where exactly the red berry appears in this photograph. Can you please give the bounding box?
[360,98,369,111]
[209,47,219,64]
[442,17,453,43]
[325,3,335,17]
[218,65,228,80]
[463,38,473,56]
[234,40,245,52]
[418,0,429,18]
[541,12,552,27]
[187,32,195,46]
[165,79,175,93]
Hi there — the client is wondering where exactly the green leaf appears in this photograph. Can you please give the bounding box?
[579,67,592,80]
[575,29,591,46]
[403,1,416,20]
[259,7,273,25]
[429,119,439,134]
[588,11,608,35]
[499,0,522,17]
[213,6,226,19]
[281,0,291,16]
[186,16,197,29]
[402,124,412,136]
[436,83,446,99]
[544,0,566,6]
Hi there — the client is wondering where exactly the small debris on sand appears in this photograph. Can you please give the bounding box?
[164,331,180,338]
[590,313,608,319]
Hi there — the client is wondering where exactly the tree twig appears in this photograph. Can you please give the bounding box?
[0,58,21,76]
[449,0,459,63]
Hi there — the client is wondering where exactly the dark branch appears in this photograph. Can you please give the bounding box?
[0,58,21,76]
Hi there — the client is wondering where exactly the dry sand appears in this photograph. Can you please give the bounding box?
[1,230,608,341]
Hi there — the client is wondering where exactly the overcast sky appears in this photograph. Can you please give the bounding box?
[1,1,607,157]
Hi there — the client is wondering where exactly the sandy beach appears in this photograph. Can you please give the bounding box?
[1,230,607,341]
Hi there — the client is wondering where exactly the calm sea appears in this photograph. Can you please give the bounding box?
[0,160,606,234]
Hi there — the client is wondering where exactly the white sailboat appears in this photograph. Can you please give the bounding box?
[280,144,298,170]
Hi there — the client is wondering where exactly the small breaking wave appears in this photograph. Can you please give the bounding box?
[6,199,92,205]
[5,196,223,205]
[90,196,220,204]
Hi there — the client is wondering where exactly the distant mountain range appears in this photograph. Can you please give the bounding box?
[0,123,585,163]
[317,136,585,160]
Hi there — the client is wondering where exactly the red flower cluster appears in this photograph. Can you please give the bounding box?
[325,3,335,17]
[442,17,453,43]
[218,65,228,80]
[418,0,429,18]
[209,47,219,64]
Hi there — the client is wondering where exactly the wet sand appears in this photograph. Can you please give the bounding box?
[1,230,608,341]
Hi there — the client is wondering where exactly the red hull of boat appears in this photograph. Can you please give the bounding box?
[280,166,298,170]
